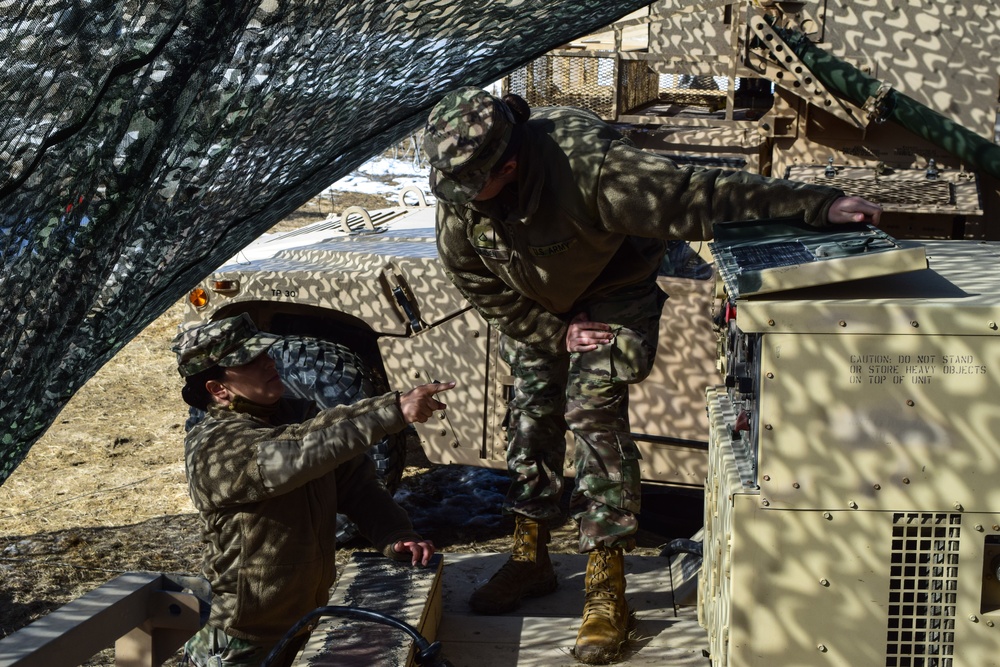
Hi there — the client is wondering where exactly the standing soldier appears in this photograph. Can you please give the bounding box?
[423,87,880,664]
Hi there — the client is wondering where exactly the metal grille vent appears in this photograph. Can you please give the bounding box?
[885,513,961,667]
[507,54,658,120]
[812,176,953,207]
[508,55,616,119]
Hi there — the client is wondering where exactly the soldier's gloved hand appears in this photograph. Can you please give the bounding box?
[399,382,455,424]
[565,312,613,353]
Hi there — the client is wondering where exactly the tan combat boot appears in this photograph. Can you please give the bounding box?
[573,545,630,664]
[468,515,558,614]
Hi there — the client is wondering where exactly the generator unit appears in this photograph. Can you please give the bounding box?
[700,223,1000,666]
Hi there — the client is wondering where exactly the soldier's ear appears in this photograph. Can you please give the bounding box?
[205,379,232,406]
[497,158,517,178]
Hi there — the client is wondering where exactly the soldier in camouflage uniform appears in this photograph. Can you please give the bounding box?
[171,313,453,667]
[423,86,881,664]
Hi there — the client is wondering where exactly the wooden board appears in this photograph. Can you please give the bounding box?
[294,552,443,667]
[290,551,709,666]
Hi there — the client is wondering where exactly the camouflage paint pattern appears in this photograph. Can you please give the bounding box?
[501,282,665,553]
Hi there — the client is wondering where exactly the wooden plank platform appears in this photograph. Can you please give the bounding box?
[292,550,708,666]
[437,554,708,666]
[295,552,444,666]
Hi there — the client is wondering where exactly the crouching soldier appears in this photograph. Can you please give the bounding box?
[172,313,454,667]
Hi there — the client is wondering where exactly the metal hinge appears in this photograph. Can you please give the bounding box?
[863,83,896,124]
[381,263,424,333]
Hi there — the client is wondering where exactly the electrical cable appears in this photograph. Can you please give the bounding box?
[261,604,454,667]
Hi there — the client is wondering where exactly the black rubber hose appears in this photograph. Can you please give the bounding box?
[659,538,703,558]
[261,605,455,667]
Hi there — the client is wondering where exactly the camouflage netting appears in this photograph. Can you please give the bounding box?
[0,0,652,484]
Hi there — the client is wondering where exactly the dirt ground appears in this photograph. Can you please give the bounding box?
[0,191,692,666]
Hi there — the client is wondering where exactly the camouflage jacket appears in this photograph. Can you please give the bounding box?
[184,393,420,644]
[435,105,844,353]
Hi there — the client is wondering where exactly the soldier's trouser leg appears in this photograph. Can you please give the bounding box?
[567,282,665,554]
[182,625,308,667]
[568,282,664,663]
[467,336,568,613]
[499,334,570,522]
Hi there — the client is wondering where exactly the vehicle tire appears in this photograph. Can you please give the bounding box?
[186,335,406,544]
[273,336,407,544]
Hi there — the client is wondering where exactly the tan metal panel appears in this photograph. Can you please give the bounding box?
[757,331,1000,513]
[736,241,1000,336]
[706,238,1000,666]
[701,387,746,666]
[725,506,1000,666]
[648,0,735,57]
[632,274,721,443]
[209,248,470,337]
[379,309,494,468]
[814,0,1000,140]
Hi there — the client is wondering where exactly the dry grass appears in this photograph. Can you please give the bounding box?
[0,300,193,537]
[0,192,399,664]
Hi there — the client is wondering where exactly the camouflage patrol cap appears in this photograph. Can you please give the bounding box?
[171,313,281,377]
[423,87,514,204]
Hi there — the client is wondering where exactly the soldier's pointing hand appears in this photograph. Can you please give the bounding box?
[399,381,455,424]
